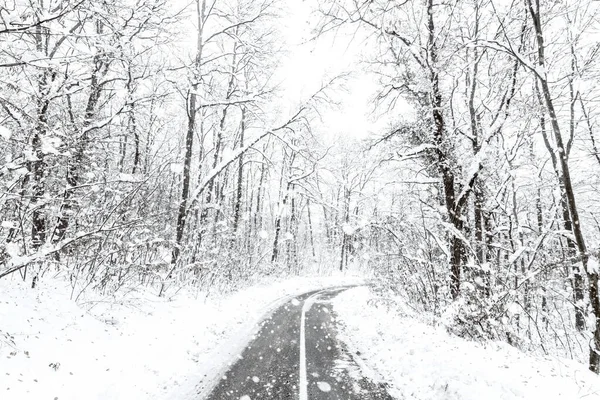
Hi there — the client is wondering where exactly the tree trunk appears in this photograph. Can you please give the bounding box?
[30,18,53,250]
[527,0,599,372]
[287,184,298,272]
[533,42,584,334]
[271,181,291,263]
[339,187,351,271]
[198,35,240,246]
[170,0,207,270]
[232,107,246,233]
[254,156,267,234]
[53,22,108,245]
[306,199,316,258]
[426,0,463,299]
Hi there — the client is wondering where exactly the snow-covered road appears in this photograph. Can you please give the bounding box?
[204,287,392,400]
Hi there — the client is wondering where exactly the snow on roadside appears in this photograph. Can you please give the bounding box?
[0,274,363,400]
[333,287,600,400]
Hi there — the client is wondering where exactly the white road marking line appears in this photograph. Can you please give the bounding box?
[299,290,327,400]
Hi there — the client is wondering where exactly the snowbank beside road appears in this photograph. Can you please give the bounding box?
[332,287,600,400]
[0,275,362,400]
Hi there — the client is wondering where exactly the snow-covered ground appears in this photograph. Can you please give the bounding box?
[0,275,362,400]
[4,277,599,400]
[333,287,600,400]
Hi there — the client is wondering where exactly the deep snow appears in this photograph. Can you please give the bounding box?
[0,275,362,400]
[3,277,600,400]
[332,287,600,400]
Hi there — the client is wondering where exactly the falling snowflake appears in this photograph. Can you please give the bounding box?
[0,126,11,140]
[170,163,184,173]
[342,224,354,235]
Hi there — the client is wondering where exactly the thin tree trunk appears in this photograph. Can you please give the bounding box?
[198,35,240,245]
[233,107,246,233]
[271,181,291,263]
[339,187,350,271]
[131,104,140,174]
[466,16,486,286]
[306,199,316,258]
[169,0,207,270]
[254,158,267,234]
[580,96,600,167]
[53,21,108,245]
[287,184,298,272]
[272,150,295,263]
[535,56,585,332]
[339,233,347,272]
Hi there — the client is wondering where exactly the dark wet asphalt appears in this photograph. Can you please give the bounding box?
[203,287,393,400]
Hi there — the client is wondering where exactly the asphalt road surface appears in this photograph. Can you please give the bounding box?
[203,287,393,400]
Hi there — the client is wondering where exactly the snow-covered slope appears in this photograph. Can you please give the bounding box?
[333,287,600,400]
[0,275,362,400]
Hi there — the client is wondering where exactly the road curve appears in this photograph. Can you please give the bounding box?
[203,287,393,400]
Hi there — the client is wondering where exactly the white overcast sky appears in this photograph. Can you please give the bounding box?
[275,0,391,142]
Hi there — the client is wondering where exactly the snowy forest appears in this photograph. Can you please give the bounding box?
[2,0,600,398]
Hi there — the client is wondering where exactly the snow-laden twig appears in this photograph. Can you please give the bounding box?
[395,143,436,162]
[470,39,542,80]
[0,222,140,279]
[188,130,273,210]
[0,0,86,34]
[186,74,343,212]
